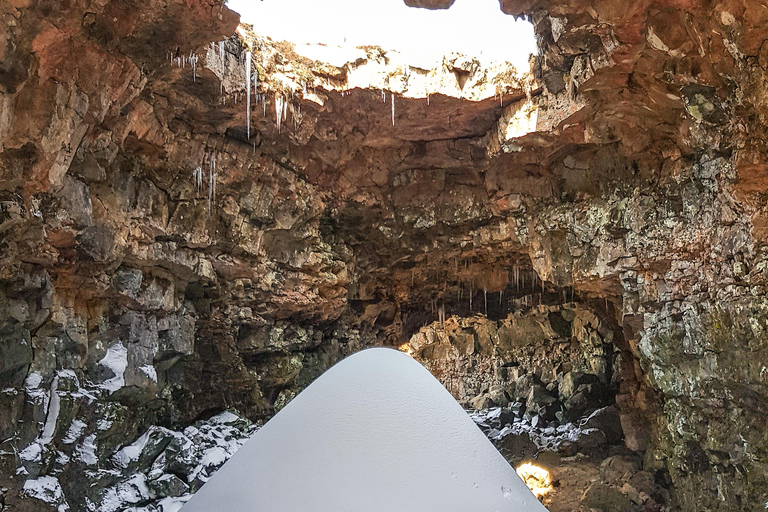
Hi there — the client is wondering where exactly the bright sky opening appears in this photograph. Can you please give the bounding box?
[227,0,537,72]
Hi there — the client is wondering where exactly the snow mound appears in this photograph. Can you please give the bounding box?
[182,348,548,512]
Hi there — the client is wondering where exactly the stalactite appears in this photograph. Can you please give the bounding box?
[245,50,251,140]
[190,52,198,81]
[391,92,395,127]
[193,166,202,193]
[207,152,217,217]
[275,94,284,133]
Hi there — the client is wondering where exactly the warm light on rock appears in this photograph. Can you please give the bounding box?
[398,342,415,356]
[515,463,553,499]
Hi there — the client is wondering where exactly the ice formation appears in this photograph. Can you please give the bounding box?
[391,92,395,127]
[275,94,285,133]
[207,153,217,216]
[181,348,548,512]
[245,50,251,140]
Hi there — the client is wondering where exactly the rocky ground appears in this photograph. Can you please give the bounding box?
[5,403,656,512]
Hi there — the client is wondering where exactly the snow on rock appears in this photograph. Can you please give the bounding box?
[181,348,547,512]
[62,419,87,444]
[97,342,129,394]
[14,355,618,512]
[19,441,43,462]
[99,474,152,512]
[139,365,157,383]
[20,410,258,512]
[22,475,69,511]
[40,375,61,445]
[75,434,99,466]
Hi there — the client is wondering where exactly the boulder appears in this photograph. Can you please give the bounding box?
[470,394,493,410]
[580,406,624,445]
[488,385,510,407]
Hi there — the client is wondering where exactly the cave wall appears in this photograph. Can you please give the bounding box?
[1,0,768,510]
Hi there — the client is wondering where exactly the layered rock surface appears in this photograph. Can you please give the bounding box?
[1,0,767,510]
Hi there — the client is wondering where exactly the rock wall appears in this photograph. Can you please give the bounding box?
[1,0,768,510]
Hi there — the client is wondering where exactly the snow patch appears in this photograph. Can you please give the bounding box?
[98,342,128,393]
[100,474,151,512]
[23,475,69,511]
[113,430,152,468]
[76,434,99,466]
[40,375,61,445]
[19,441,43,462]
[62,420,87,444]
[139,365,158,383]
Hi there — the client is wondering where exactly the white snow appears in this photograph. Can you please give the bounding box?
[113,430,152,468]
[100,474,151,512]
[40,375,61,445]
[19,441,43,462]
[62,419,87,444]
[57,369,78,381]
[158,496,192,512]
[76,434,99,466]
[98,342,128,394]
[25,371,43,391]
[207,411,240,424]
[139,364,158,383]
[181,348,548,512]
[23,475,69,511]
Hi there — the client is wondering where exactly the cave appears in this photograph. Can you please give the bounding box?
[1,0,767,511]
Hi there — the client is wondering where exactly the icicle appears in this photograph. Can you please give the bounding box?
[427,93,430,106]
[193,166,202,193]
[382,90,385,102]
[391,92,395,127]
[500,92,503,107]
[245,50,251,140]
[207,153,217,217]
[263,94,267,116]
[275,94,284,133]
[190,53,198,81]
